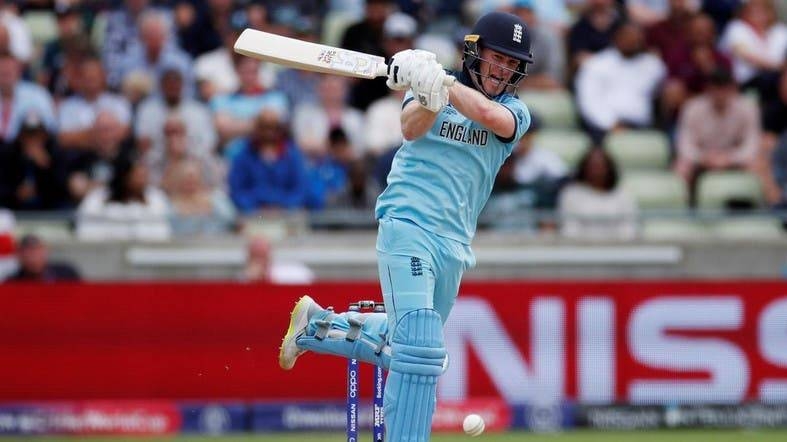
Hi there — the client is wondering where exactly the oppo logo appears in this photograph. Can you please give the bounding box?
[348,369,358,398]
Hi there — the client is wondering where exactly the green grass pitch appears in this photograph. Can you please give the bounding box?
[5,430,787,442]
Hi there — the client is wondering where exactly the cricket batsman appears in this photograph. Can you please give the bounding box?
[278,11,534,441]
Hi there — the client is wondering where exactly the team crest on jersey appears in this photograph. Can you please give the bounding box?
[513,24,523,43]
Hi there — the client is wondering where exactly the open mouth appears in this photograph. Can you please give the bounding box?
[488,76,505,88]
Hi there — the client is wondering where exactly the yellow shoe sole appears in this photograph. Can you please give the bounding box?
[278,295,313,370]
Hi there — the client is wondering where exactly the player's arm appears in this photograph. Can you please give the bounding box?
[388,49,443,141]
[448,82,515,140]
[401,100,439,141]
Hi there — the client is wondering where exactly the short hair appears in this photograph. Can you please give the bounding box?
[18,234,43,250]
[0,50,16,61]
[707,67,735,86]
[574,146,619,191]
[138,9,171,36]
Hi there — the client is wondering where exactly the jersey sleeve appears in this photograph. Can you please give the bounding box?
[496,95,531,145]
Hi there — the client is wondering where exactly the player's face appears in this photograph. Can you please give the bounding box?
[478,48,520,97]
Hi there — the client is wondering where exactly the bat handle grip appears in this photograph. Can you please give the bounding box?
[377,64,456,86]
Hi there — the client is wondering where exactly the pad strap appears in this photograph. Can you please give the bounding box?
[346,316,365,342]
[313,320,331,340]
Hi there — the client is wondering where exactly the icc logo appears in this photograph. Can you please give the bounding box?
[513,24,523,43]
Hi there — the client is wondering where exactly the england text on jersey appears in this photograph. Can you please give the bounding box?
[438,121,489,146]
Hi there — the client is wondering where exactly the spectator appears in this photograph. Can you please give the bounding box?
[65,111,134,204]
[328,127,357,170]
[558,146,639,240]
[48,35,95,104]
[331,158,380,209]
[166,158,236,237]
[701,0,742,34]
[661,13,731,96]
[99,0,173,89]
[760,69,787,205]
[674,68,763,203]
[508,0,566,90]
[525,0,573,34]
[135,68,217,167]
[6,234,80,282]
[243,2,271,32]
[414,33,458,71]
[575,22,667,142]
[240,235,315,284]
[364,88,406,160]
[372,143,398,190]
[627,0,671,27]
[484,118,566,230]
[0,17,9,55]
[39,4,88,100]
[291,75,364,160]
[211,55,288,159]
[348,10,415,112]
[0,52,56,143]
[172,0,227,58]
[718,0,787,98]
[0,1,32,64]
[228,109,308,213]
[76,151,171,241]
[762,68,787,145]
[0,113,68,210]
[484,152,538,231]
[766,130,787,206]
[646,0,699,58]
[120,69,155,112]
[194,19,276,102]
[57,57,132,151]
[340,0,391,57]
[567,0,624,74]
[512,117,568,208]
[121,9,194,99]
[301,128,350,211]
[273,18,322,108]
[341,0,395,110]
[646,1,712,126]
[150,114,223,193]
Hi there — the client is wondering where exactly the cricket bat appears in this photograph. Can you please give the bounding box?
[233,29,455,85]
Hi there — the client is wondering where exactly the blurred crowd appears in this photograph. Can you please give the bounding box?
[0,0,786,242]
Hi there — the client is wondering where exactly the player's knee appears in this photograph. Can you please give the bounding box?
[390,308,446,376]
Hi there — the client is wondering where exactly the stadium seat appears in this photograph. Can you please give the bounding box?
[534,129,590,169]
[711,217,785,240]
[15,220,73,242]
[23,11,57,46]
[519,90,578,129]
[696,171,764,210]
[619,171,688,211]
[604,130,671,170]
[642,218,711,241]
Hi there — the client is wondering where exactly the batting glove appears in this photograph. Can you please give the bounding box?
[411,61,449,113]
[386,49,436,91]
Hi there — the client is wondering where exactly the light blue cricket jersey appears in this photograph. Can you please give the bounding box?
[375,90,531,245]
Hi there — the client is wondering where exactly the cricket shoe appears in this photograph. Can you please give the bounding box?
[279,295,323,370]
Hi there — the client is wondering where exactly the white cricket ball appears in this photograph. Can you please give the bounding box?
[463,413,485,437]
